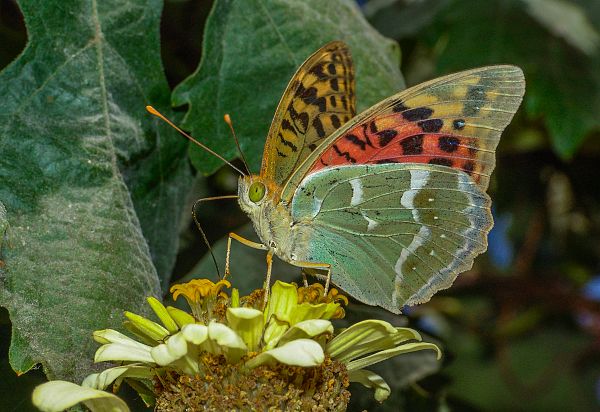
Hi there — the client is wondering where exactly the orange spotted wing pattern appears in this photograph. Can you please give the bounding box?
[292,66,524,195]
[260,41,355,186]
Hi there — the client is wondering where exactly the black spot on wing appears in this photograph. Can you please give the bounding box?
[278,131,298,152]
[327,63,337,75]
[438,136,460,153]
[429,158,453,167]
[402,107,433,121]
[464,85,486,117]
[312,117,326,138]
[330,78,339,91]
[331,114,341,129]
[281,119,295,133]
[392,100,408,113]
[296,84,326,112]
[400,134,424,155]
[376,129,398,147]
[418,118,443,133]
[369,121,378,134]
[341,96,348,110]
[288,103,309,132]
[309,64,327,80]
[345,134,366,150]
[453,119,466,130]
[463,161,475,175]
[333,144,357,163]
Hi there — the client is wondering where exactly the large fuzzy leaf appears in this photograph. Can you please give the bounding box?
[0,0,190,383]
[172,0,405,174]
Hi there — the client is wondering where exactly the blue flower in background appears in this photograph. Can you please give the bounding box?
[583,275,600,302]
[488,209,514,270]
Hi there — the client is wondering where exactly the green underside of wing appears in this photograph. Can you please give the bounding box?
[291,163,492,313]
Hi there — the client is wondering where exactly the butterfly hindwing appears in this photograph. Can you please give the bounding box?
[260,41,356,186]
[282,66,525,202]
[290,163,492,313]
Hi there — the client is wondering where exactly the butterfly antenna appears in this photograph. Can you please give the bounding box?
[224,114,251,175]
[146,106,246,176]
[191,195,239,279]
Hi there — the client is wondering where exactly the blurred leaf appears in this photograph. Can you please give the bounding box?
[172,0,404,175]
[445,328,596,410]
[365,0,451,39]
[0,0,189,383]
[422,0,600,159]
[521,0,600,55]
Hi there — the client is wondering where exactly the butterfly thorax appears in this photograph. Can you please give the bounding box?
[237,175,298,260]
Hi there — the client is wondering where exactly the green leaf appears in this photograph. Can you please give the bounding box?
[521,0,600,55]
[364,0,452,39]
[172,0,404,175]
[0,0,189,382]
[422,0,600,159]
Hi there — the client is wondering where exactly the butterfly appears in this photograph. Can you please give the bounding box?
[220,41,524,314]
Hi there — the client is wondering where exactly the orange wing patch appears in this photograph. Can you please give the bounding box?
[309,66,525,191]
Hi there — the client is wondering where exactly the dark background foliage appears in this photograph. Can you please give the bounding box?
[1,0,599,410]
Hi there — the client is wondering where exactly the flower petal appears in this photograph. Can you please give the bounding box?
[147,297,179,333]
[94,343,154,364]
[206,321,247,362]
[82,365,154,390]
[348,369,391,402]
[124,311,170,342]
[290,302,339,324]
[181,323,208,345]
[265,281,298,324]
[327,320,421,362]
[32,380,130,412]
[226,307,264,351]
[346,342,442,372]
[92,329,150,350]
[262,316,289,350]
[245,339,324,368]
[277,319,333,346]
[166,306,196,327]
[151,332,188,365]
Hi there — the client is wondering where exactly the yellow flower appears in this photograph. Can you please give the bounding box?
[169,279,231,322]
[32,279,441,411]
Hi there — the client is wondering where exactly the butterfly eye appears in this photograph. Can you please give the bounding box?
[248,181,266,203]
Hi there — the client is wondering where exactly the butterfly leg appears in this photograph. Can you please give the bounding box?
[301,270,309,287]
[290,261,332,297]
[225,232,268,280]
[264,250,274,306]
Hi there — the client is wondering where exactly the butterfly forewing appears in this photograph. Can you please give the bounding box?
[260,41,356,186]
[281,66,525,202]
[290,163,492,313]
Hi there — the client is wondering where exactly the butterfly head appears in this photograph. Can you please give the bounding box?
[237,175,276,216]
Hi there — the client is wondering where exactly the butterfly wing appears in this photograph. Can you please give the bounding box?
[260,41,356,186]
[291,163,492,313]
[282,65,525,202]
